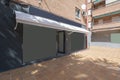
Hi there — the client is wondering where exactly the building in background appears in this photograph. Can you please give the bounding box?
[92,0,120,43]
[0,0,89,69]
[86,0,93,46]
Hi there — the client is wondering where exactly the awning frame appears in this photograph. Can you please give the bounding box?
[16,11,89,34]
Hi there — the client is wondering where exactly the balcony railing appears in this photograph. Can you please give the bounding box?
[93,21,120,30]
[92,0,105,4]
[92,2,120,18]
[94,20,112,25]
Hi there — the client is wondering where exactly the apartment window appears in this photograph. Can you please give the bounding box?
[98,19,103,24]
[75,8,81,18]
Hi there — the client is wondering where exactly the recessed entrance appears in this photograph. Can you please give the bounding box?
[57,31,66,54]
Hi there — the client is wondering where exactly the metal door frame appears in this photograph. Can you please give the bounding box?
[57,31,66,53]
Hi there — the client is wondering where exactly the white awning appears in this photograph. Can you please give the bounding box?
[16,11,89,34]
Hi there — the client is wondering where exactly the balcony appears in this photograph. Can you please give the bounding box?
[92,3,120,18]
[92,21,120,32]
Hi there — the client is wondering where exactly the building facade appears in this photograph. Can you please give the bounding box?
[0,0,90,72]
[14,0,86,25]
[92,0,120,43]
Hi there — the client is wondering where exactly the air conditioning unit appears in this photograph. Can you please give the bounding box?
[38,0,42,4]
[88,10,92,15]
[82,11,86,16]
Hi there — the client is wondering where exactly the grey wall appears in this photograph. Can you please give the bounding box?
[23,24,57,62]
[92,30,120,42]
[71,33,86,53]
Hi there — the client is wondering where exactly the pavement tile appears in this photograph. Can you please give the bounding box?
[0,46,120,80]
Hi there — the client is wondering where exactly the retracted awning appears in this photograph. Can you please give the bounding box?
[16,11,89,34]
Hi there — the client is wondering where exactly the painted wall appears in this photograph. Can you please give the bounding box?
[23,24,57,63]
[111,33,120,43]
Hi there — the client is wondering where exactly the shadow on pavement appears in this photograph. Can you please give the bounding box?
[0,54,119,80]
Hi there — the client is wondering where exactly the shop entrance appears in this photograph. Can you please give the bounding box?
[57,31,66,54]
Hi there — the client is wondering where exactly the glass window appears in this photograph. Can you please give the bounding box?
[75,8,81,18]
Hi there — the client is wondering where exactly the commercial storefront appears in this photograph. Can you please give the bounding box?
[0,2,89,72]
[17,24,87,63]
[13,3,89,64]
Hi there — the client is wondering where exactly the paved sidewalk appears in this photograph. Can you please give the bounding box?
[0,46,120,80]
[91,42,120,48]
[77,46,120,64]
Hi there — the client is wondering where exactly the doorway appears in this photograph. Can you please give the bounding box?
[57,31,66,54]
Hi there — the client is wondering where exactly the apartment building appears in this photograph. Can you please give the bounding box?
[92,0,120,43]
[0,0,90,72]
